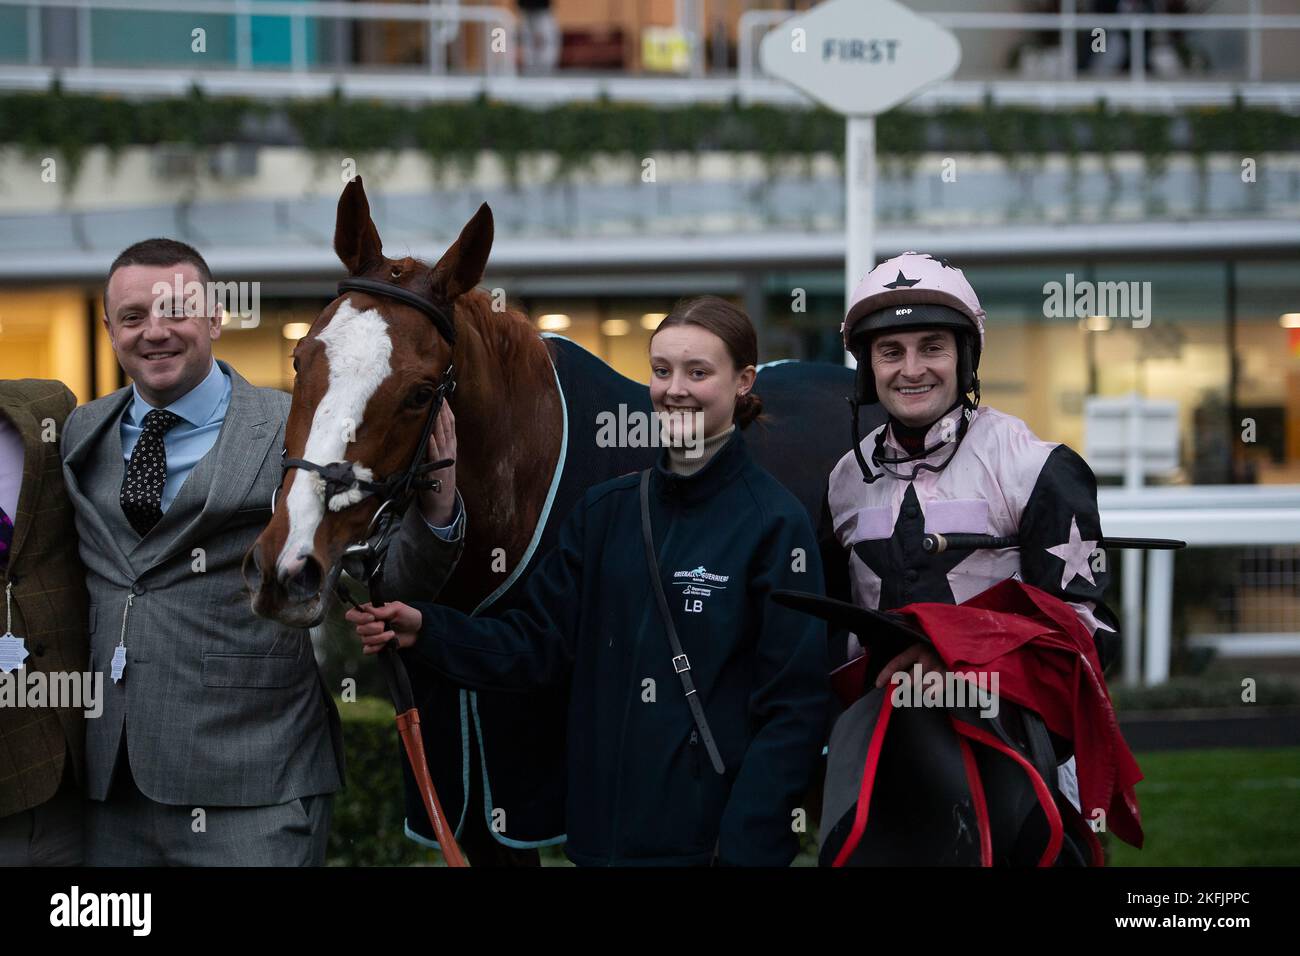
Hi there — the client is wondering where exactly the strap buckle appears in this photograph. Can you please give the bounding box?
[672,654,690,674]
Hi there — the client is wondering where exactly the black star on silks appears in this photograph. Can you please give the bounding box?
[883,271,921,289]
[924,255,954,269]
[850,484,968,610]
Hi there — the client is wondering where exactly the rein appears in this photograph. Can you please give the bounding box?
[278,275,469,866]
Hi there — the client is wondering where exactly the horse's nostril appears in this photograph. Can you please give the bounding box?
[284,555,323,603]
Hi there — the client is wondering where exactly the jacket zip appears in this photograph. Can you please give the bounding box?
[610,489,672,864]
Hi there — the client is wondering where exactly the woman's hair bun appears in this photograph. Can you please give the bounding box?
[734,391,763,429]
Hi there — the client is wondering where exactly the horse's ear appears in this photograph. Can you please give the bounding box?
[334,176,384,275]
[431,203,494,300]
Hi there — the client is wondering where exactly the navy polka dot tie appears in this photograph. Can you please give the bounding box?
[120,408,183,538]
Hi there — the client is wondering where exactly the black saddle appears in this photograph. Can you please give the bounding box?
[772,590,1101,867]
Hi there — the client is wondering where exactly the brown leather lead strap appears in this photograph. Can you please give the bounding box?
[364,581,468,868]
[396,708,468,867]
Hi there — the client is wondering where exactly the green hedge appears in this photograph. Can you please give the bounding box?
[3,84,1299,189]
[329,695,440,867]
[1110,676,1300,713]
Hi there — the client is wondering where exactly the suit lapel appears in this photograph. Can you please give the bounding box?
[143,363,278,575]
[60,386,136,575]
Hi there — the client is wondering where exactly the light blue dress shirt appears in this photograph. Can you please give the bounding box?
[423,491,463,541]
[120,359,231,513]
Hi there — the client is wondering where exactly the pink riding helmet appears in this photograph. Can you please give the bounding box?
[842,251,986,358]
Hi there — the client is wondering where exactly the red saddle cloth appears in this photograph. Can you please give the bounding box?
[896,579,1144,849]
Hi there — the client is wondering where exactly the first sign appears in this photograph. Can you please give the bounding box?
[759,0,961,116]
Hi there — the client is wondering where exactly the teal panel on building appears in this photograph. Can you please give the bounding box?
[249,0,319,66]
[83,1,318,67]
[90,11,236,65]
[0,9,29,62]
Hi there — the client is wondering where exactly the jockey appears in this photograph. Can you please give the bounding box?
[820,251,1123,813]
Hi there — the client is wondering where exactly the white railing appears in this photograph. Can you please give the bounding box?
[2,0,516,76]
[739,4,1300,89]
[6,1,1300,107]
[1098,485,1300,687]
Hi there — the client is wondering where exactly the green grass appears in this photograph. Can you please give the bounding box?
[536,749,1300,867]
[1109,748,1300,867]
[336,737,1298,866]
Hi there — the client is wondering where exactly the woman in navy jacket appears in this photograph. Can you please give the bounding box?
[349,296,829,866]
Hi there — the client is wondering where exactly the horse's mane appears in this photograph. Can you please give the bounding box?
[456,287,553,387]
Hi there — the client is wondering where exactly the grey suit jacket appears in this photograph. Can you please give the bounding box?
[60,360,344,806]
[380,491,465,604]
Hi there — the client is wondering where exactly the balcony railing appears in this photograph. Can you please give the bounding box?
[739,4,1300,88]
[3,0,1300,100]
[0,0,517,75]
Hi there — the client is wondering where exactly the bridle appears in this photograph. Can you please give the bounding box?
[272,274,469,866]
[275,276,459,585]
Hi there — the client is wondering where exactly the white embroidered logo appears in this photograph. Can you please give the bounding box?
[671,566,730,614]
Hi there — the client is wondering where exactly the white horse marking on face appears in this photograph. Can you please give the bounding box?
[277,300,393,579]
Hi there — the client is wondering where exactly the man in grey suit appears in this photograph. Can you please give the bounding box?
[61,239,345,865]
[63,238,467,868]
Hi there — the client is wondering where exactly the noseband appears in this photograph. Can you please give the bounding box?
[276,277,459,583]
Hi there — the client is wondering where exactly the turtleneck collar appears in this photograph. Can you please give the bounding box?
[654,425,747,505]
[667,424,736,477]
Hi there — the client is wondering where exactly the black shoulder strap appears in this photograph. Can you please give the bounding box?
[639,470,725,775]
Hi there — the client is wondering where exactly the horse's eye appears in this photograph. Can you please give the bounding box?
[390,266,402,279]
[408,385,434,407]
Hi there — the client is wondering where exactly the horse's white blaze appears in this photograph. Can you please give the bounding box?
[277,300,394,578]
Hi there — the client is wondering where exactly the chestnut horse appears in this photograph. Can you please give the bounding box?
[248,182,560,631]
[249,177,876,865]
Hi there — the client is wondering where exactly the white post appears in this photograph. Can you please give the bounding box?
[1060,0,1076,81]
[1122,549,1143,686]
[428,7,446,75]
[1124,392,1142,490]
[290,13,306,72]
[236,0,253,70]
[1144,548,1173,685]
[1247,0,1262,83]
[845,115,876,367]
[1130,23,1145,84]
[1123,390,1145,684]
[76,2,91,68]
[26,3,41,66]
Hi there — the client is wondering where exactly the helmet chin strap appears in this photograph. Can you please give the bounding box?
[850,393,977,484]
